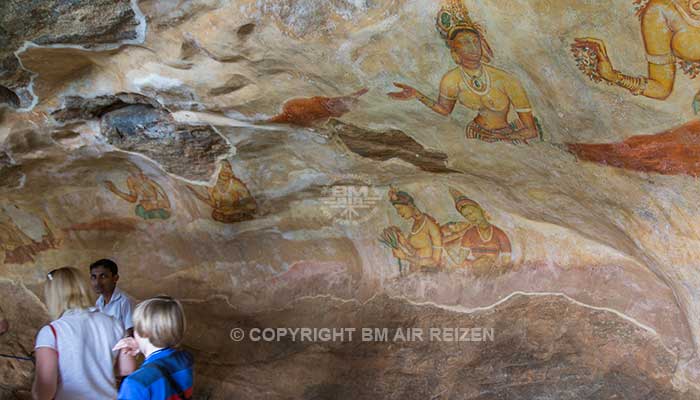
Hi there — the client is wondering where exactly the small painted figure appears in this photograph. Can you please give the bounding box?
[187,160,256,223]
[380,187,443,275]
[450,188,511,274]
[104,166,172,220]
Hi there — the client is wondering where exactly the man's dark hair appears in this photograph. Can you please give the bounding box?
[89,259,119,275]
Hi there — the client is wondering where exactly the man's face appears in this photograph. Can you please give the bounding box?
[90,266,118,296]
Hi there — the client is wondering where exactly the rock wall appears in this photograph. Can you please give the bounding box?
[2,0,700,398]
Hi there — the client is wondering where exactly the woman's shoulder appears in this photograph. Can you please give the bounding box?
[442,67,463,82]
[484,65,520,82]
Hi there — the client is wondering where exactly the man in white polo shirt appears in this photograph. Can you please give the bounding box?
[89,259,134,337]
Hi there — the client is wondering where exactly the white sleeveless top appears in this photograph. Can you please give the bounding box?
[35,308,124,400]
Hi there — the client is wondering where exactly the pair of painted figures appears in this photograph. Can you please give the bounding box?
[381,187,511,276]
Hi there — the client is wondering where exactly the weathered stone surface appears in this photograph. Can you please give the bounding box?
[328,119,456,173]
[100,105,230,181]
[3,0,700,398]
[52,94,231,181]
[0,0,142,108]
[190,294,695,399]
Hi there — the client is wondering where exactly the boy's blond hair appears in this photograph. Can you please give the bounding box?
[133,296,186,348]
[45,267,93,320]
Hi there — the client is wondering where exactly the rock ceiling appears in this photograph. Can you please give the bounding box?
[1,0,700,398]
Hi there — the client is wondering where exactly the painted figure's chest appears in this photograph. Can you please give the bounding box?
[457,84,510,113]
[672,29,700,61]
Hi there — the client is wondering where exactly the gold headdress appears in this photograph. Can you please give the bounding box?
[436,0,493,61]
[437,0,481,39]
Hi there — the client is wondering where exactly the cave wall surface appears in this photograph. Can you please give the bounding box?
[2,0,700,398]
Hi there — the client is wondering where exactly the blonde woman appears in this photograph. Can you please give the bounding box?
[33,267,136,400]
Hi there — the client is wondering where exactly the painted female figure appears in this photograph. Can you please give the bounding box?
[388,0,540,144]
[573,0,700,110]
[451,189,511,274]
[104,165,172,220]
[382,188,443,274]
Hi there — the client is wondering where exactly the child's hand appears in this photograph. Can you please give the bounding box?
[113,337,140,356]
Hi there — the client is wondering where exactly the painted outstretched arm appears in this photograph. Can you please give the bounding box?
[572,6,675,100]
[104,180,137,203]
[572,38,675,99]
[388,83,457,116]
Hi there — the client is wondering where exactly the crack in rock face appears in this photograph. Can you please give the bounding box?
[190,294,694,399]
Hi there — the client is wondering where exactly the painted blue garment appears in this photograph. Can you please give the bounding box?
[118,348,193,400]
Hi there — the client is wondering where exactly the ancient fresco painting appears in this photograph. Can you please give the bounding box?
[381,186,512,278]
[387,0,542,144]
[0,205,61,265]
[380,187,443,276]
[187,160,257,223]
[569,0,700,175]
[268,88,368,127]
[104,165,172,220]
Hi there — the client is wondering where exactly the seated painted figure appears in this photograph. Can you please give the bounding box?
[447,188,512,275]
[188,160,257,224]
[104,165,171,220]
[383,187,443,274]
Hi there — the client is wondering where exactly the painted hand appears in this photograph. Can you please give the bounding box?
[103,180,117,192]
[388,83,418,100]
[112,337,140,356]
[572,38,617,82]
[392,248,408,260]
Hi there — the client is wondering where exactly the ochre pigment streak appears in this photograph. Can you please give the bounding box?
[567,120,700,176]
[267,88,368,127]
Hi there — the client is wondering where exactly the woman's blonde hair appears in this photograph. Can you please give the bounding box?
[44,267,93,320]
[133,296,186,348]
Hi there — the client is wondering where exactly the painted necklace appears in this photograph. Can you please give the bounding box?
[477,224,494,242]
[460,65,491,96]
[411,215,428,235]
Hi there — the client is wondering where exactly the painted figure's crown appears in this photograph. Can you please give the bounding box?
[388,186,414,205]
[449,187,480,210]
[436,0,481,40]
